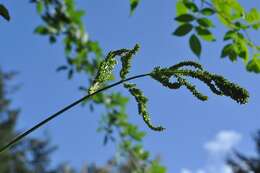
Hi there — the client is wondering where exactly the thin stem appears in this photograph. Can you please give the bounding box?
[0,73,151,154]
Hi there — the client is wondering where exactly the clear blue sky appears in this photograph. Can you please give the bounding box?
[1,0,260,172]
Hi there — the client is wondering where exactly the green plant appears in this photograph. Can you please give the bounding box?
[0,44,249,153]
[172,0,260,73]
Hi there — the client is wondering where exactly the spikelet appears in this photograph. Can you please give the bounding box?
[124,83,165,131]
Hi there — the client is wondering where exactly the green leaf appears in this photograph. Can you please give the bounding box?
[36,1,43,14]
[189,34,201,58]
[173,23,193,36]
[175,14,195,22]
[183,1,198,12]
[223,30,236,40]
[129,0,140,15]
[246,8,260,24]
[200,8,215,16]
[0,4,10,21]
[246,54,260,73]
[176,0,188,16]
[221,44,232,58]
[34,26,49,35]
[195,26,216,42]
[147,160,167,173]
[197,18,214,28]
[221,44,238,61]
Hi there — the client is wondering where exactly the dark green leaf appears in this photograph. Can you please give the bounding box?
[175,14,195,22]
[221,44,232,58]
[0,4,10,21]
[200,8,215,16]
[173,23,193,36]
[34,26,49,35]
[221,44,238,61]
[189,34,201,58]
[183,2,198,12]
[195,26,216,41]
[129,0,140,15]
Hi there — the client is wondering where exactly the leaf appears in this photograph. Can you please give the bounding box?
[246,8,260,24]
[56,65,68,72]
[189,34,201,58]
[147,160,167,173]
[175,14,195,22]
[221,44,232,58]
[221,44,238,61]
[0,4,10,21]
[183,1,198,12]
[176,0,188,16]
[34,26,49,35]
[129,0,140,15]
[173,23,193,36]
[223,30,236,40]
[200,8,215,16]
[195,26,216,42]
[36,1,43,14]
[246,54,260,73]
[197,18,214,28]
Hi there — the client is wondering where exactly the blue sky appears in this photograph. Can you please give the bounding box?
[1,0,260,172]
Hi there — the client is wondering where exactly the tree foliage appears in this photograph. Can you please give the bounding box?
[227,130,260,173]
[172,0,260,73]
[0,70,57,173]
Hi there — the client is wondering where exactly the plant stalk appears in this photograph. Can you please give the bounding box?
[0,73,151,153]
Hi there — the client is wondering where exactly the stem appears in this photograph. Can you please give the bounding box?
[0,73,151,153]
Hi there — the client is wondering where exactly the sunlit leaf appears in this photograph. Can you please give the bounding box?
[176,0,188,16]
[200,8,215,16]
[246,54,260,73]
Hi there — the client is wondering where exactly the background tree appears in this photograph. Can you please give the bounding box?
[0,69,57,173]
[227,130,260,173]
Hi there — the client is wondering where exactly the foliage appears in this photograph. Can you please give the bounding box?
[0,69,57,173]
[172,0,260,73]
[30,0,167,171]
[127,0,260,72]
[0,0,255,172]
[129,0,141,15]
[0,4,10,21]
[227,130,260,173]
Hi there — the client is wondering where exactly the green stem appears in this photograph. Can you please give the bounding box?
[0,73,151,154]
